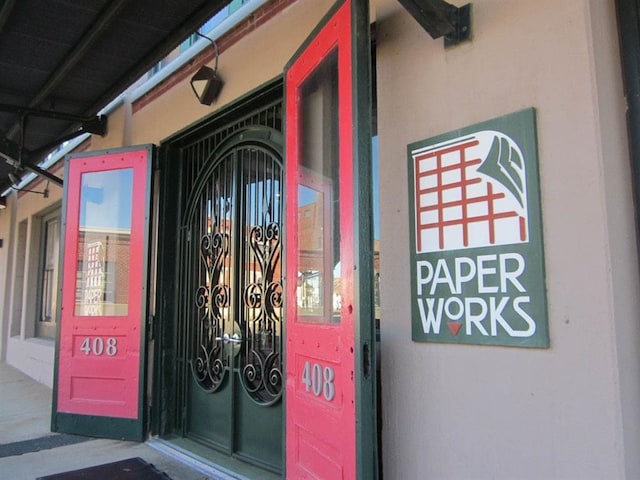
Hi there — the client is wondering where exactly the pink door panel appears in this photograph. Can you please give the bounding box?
[285,2,356,478]
[55,147,151,429]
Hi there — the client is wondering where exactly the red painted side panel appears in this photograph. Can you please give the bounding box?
[285,2,356,478]
[57,149,150,419]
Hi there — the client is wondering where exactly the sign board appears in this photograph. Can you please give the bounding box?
[408,109,549,347]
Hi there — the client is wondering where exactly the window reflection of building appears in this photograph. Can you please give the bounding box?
[297,190,326,317]
[74,169,133,317]
[297,144,381,325]
[75,229,131,316]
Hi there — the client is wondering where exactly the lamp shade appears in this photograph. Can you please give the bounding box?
[0,196,6,209]
[190,65,224,106]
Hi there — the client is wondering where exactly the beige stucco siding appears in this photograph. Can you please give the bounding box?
[1,173,62,386]
[94,0,335,150]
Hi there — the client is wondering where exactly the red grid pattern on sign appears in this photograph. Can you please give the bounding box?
[414,139,525,251]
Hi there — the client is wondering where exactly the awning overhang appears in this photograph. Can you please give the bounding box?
[0,0,232,195]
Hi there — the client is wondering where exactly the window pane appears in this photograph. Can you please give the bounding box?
[41,216,59,322]
[297,48,340,323]
[74,169,133,316]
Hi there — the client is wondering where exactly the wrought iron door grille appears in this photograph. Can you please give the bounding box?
[238,148,283,405]
[190,152,235,393]
[176,107,283,410]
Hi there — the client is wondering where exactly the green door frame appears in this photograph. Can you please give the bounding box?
[351,0,378,476]
[150,80,284,438]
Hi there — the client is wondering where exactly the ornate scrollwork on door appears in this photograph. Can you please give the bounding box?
[192,224,231,393]
[186,132,283,405]
[240,218,283,405]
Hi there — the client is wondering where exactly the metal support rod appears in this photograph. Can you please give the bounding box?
[194,31,220,71]
[0,103,103,124]
[22,163,63,187]
[29,129,91,159]
[6,0,131,140]
[23,0,132,111]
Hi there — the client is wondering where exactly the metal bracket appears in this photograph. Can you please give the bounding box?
[444,3,471,47]
[397,0,472,47]
[0,110,108,187]
[0,137,64,186]
[82,115,108,136]
[0,138,20,167]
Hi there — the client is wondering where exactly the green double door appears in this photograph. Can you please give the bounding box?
[176,126,285,473]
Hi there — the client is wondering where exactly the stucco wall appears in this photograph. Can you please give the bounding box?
[376,0,639,479]
[93,0,336,150]
[0,170,63,385]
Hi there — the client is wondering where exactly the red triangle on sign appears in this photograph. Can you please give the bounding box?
[447,322,463,336]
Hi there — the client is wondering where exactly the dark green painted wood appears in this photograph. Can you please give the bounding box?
[180,130,284,470]
[187,378,233,451]
[54,413,144,441]
[50,148,72,433]
[351,1,379,479]
[234,379,283,472]
[153,82,285,477]
[151,144,183,437]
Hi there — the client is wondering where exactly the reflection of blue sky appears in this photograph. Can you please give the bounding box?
[299,185,318,206]
[79,169,133,231]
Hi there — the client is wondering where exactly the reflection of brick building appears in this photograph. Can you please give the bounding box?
[299,200,322,249]
[373,239,380,321]
[297,193,381,273]
[204,216,284,301]
[298,197,324,273]
[297,194,326,314]
[75,230,131,316]
[296,192,381,318]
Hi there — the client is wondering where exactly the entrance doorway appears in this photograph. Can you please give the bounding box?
[155,85,284,475]
[155,2,378,474]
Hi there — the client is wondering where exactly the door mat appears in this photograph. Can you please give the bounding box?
[36,457,173,480]
[0,434,90,458]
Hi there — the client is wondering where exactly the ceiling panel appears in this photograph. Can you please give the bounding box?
[0,0,230,195]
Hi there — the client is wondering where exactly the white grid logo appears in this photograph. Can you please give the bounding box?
[412,131,528,253]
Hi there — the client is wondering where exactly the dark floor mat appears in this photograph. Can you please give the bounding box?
[0,434,90,458]
[36,457,173,480]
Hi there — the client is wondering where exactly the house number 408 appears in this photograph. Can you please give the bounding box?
[301,361,335,401]
[80,337,118,356]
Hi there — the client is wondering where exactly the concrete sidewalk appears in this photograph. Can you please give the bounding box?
[0,362,238,480]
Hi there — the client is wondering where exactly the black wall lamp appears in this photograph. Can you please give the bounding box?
[0,196,6,209]
[190,32,224,106]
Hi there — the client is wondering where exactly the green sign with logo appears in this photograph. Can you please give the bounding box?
[407,108,549,347]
